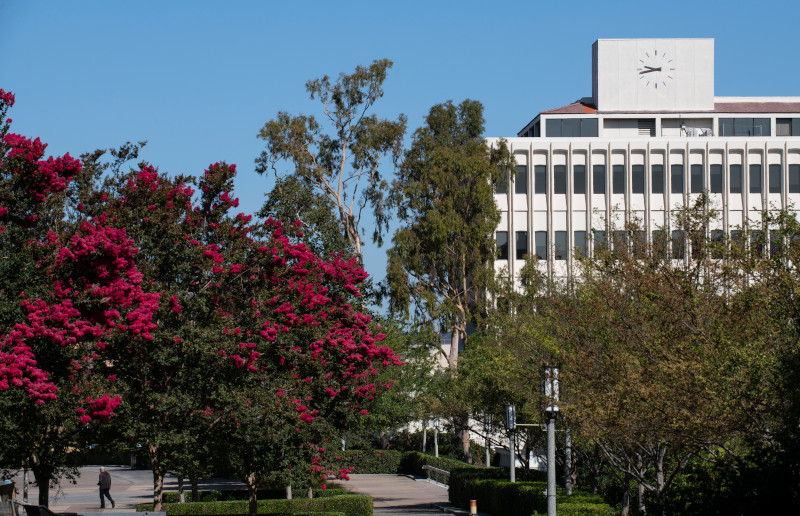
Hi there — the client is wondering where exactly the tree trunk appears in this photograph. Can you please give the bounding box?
[655,446,667,516]
[620,472,631,516]
[285,485,292,499]
[564,425,573,495]
[449,327,460,370]
[636,454,647,516]
[308,486,313,499]
[380,433,389,450]
[245,472,258,516]
[190,475,199,502]
[178,476,185,503]
[458,418,472,464]
[150,445,167,512]
[33,469,51,507]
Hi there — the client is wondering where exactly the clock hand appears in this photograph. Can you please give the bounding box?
[643,66,662,71]
[639,69,659,75]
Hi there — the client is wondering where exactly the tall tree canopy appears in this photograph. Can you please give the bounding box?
[256,59,406,265]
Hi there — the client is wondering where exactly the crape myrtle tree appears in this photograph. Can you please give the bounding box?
[385,99,514,462]
[0,90,159,504]
[204,214,403,516]
[80,159,255,511]
[256,59,406,266]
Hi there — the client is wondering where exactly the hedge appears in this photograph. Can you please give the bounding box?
[335,449,403,474]
[449,468,614,516]
[161,489,348,504]
[399,451,478,481]
[136,495,372,516]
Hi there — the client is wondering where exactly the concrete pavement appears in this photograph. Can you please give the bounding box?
[5,468,491,516]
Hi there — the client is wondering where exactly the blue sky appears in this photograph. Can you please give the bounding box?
[1,0,798,291]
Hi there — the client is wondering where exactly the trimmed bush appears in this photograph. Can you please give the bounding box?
[399,451,477,480]
[162,489,347,504]
[449,468,614,516]
[136,494,372,516]
[337,450,403,474]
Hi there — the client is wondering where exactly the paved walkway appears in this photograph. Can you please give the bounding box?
[5,468,489,516]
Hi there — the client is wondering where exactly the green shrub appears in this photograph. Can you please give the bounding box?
[449,468,613,516]
[161,489,348,504]
[335,450,402,474]
[399,451,477,482]
[137,494,372,516]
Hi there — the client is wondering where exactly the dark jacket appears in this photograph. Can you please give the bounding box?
[98,471,112,490]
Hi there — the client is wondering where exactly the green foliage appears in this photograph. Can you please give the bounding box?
[161,489,348,504]
[449,469,613,516]
[398,452,477,479]
[334,450,402,474]
[137,495,373,516]
[256,59,406,263]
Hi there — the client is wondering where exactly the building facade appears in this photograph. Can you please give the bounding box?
[489,38,800,281]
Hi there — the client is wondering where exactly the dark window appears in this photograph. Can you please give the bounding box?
[612,165,625,194]
[593,230,607,253]
[711,230,724,259]
[546,119,561,137]
[574,230,586,257]
[545,118,598,137]
[731,230,745,253]
[554,165,567,194]
[554,231,567,260]
[652,164,664,194]
[534,165,547,194]
[496,176,507,195]
[691,164,703,193]
[516,231,528,260]
[613,230,627,252]
[710,164,723,193]
[750,164,762,194]
[730,165,742,194]
[770,231,783,257]
[496,232,508,260]
[791,165,800,194]
[515,165,528,195]
[653,230,669,259]
[574,165,586,194]
[719,118,771,137]
[535,231,547,260]
[633,231,647,258]
[671,230,685,260]
[751,230,765,258]
[769,164,782,193]
[671,165,684,194]
[593,165,606,194]
[632,165,645,194]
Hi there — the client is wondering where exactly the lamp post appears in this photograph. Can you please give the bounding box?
[504,404,516,483]
[543,365,560,516]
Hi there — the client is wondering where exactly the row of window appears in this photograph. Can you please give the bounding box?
[497,229,783,261]
[536,117,800,138]
[498,164,800,196]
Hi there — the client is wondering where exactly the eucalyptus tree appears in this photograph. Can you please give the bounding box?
[256,59,406,266]
[385,99,514,461]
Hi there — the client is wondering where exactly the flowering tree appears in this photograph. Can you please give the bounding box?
[208,215,403,515]
[0,90,159,504]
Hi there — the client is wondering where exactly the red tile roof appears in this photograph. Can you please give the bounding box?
[540,101,597,114]
[714,102,800,113]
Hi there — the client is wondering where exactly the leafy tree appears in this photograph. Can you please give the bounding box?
[255,59,406,265]
[259,175,349,259]
[0,90,159,505]
[385,99,513,462]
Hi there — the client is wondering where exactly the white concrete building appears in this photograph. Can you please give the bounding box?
[489,38,800,281]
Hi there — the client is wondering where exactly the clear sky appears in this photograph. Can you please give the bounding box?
[1,0,798,291]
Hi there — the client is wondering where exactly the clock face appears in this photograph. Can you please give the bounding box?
[637,48,676,90]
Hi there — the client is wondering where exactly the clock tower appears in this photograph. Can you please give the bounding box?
[592,39,714,111]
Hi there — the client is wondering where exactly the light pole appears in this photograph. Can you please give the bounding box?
[543,365,560,516]
[504,404,516,483]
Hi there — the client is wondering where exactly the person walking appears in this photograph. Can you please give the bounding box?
[98,467,115,509]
